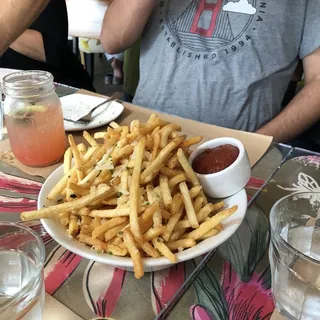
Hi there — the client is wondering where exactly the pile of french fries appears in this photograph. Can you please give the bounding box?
[21,114,237,279]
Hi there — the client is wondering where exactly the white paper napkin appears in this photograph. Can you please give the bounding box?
[61,93,107,122]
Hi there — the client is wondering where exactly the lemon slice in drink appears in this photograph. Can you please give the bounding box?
[23,105,49,113]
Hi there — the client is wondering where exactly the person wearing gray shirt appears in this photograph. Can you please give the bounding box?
[101,0,320,143]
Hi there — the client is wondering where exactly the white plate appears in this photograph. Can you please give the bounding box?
[61,93,124,131]
[39,164,247,272]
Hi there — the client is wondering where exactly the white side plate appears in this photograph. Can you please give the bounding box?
[61,93,124,131]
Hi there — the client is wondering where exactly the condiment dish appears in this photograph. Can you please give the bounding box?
[189,137,251,198]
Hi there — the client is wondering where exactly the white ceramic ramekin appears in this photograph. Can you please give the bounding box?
[189,137,251,198]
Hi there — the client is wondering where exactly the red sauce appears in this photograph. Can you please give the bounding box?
[192,144,239,174]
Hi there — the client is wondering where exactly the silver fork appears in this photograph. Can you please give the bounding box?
[64,91,123,124]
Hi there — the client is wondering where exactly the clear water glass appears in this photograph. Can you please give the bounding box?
[269,192,320,319]
[0,222,45,320]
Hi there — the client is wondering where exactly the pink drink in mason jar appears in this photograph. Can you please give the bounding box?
[3,71,66,167]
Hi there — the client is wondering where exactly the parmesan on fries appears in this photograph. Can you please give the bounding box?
[20,113,238,279]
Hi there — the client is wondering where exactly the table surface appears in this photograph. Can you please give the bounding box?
[1,84,320,320]
[66,0,108,39]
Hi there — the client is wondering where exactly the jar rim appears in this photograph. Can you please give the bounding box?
[3,70,54,89]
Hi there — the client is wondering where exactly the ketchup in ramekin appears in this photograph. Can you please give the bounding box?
[192,144,239,174]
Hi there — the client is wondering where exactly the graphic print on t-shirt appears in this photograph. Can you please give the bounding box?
[163,0,257,52]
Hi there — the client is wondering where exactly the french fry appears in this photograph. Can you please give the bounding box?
[153,210,162,227]
[109,236,123,246]
[170,193,183,216]
[81,216,92,225]
[103,198,118,205]
[92,216,102,229]
[79,234,127,256]
[123,229,144,279]
[151,130,160,160]
[21,185,113,221]
[130,119,140,132]
[64,148,72,174]
[166,239,196,251]
[169,229,186,242]
[141,137,184,180]
[160,209,171,220]
[68,215,78,235]
[193,196,204,214]
[160,124,181,148]
[159,174,172,206]
[179,182,199,228]
[90,207,131,218]
[197,201,224,222]
[198,229,219,240]
[47,173,69,200]
[78,169,101,188]
[112,145,134,164]
[129,138,146,240]
[179,136,203,148]
[67,182,90,196]
[162,211,182,241]
[168,174,186,189]
[143,226,166,242]
[215,223,224,231]
[177,148,199,187]
[187,205,238,240]
[139,202,159,233]
[80,144,109,172]
[104,222,128,242]
[94,132,107,140]
[120,126,129,139]
[189,186,203,199]
[120,169,129,192]
[77,143,87,154]
[82,146,100,163]
[60,212,70,226]
[92,217,128,239]
[152,239,176,263]
[160,167,186,179]
[68,134,84,181]
[79,234,106,251]
[175,202,224,230]
[83,131,98,147]
[167,154,180,169]
[139,241,160,258]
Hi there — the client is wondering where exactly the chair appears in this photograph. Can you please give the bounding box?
[78,37,105,80]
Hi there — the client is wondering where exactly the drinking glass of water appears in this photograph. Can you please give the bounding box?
[0,222,45,320]
[269,192,320,319]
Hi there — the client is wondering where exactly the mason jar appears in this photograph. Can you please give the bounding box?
[3,70,65,167]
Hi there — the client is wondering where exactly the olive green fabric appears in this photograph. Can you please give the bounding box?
[123,38,140,97]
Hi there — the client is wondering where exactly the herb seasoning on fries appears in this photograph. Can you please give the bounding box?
[21,113,238,279]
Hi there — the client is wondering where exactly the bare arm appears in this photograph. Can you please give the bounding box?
[256,47,320,142]
[0,0,50,56]
[100,0,154,54]
[10,30,45,62]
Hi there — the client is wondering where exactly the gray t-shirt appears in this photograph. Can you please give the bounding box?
[133,0,320,132]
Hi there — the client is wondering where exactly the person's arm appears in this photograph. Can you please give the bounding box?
[100,0,154,54]
[10,30,45,62]
[0,0,50,56]
[256,47,320,142]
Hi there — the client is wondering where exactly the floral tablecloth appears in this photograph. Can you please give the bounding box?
[1,142,319,319]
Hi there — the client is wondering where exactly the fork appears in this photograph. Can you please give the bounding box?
[64,91,123,123]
